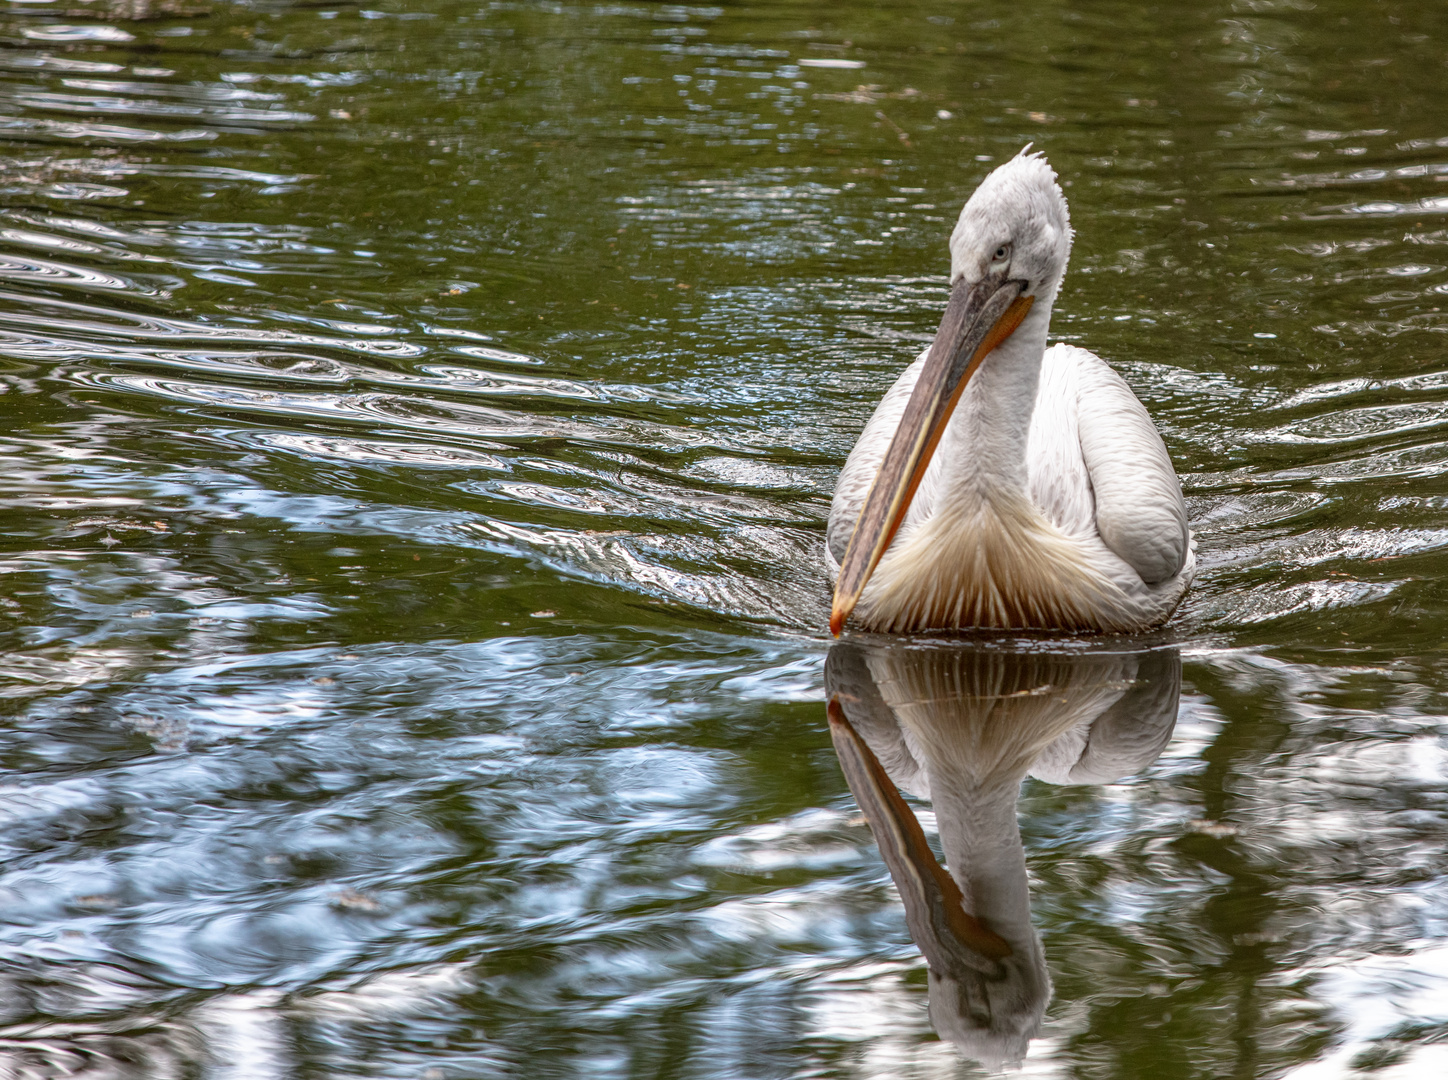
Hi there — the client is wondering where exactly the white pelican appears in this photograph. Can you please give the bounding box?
[826,640,1181,1064]
[827,149,1193,635]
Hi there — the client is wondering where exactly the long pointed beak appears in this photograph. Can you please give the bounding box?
[830,277,1034,636]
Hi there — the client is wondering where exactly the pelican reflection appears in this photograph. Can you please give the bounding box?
[825,640,1180,1066]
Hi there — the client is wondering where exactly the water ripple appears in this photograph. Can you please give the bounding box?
[0,1,1446,1074]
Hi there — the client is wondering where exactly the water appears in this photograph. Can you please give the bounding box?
[1,0,1447,1076]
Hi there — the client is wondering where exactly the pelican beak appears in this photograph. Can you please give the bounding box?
[830,277,1034,636]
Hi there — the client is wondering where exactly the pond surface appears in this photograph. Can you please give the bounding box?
[2,0,1448,1076]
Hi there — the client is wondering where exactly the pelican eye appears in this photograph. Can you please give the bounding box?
[991,243,1012,264]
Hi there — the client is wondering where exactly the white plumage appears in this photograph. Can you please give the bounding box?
[827,150,1193,634]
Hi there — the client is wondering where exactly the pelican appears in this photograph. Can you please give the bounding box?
[825,640,1181,1064]
[828,149,1193,635]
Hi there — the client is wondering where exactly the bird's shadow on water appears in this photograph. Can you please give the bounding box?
[823,633,1182,1069]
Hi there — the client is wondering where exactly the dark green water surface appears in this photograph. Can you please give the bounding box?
[3,0,1448,1076]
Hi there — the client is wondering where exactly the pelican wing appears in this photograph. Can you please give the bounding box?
[1065,346,1189,585]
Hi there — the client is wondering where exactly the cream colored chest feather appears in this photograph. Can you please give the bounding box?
[854,496,1128,633]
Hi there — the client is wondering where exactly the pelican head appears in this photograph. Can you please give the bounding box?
[830,149,1075,635]
[949,148,1072,311]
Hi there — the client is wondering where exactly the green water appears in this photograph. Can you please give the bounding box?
[2,0,1447,1076]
